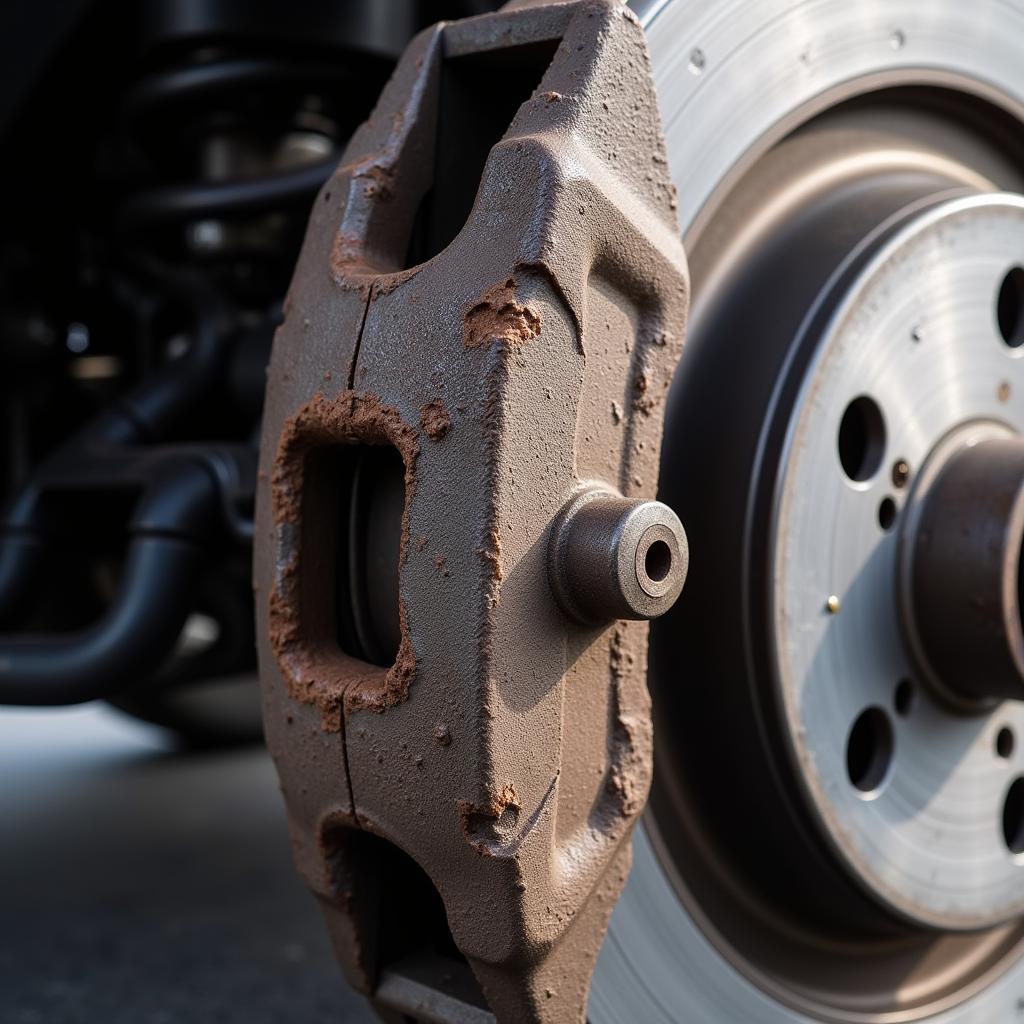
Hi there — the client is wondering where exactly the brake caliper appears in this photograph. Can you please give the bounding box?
[255,2,688,1020]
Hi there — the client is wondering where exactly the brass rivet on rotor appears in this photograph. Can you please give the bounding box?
[826,594,841,615]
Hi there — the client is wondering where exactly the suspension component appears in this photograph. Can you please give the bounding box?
[0,18,367,721]
[0,425,255,705]
[254,2,688,1021]
[0,275,256,706]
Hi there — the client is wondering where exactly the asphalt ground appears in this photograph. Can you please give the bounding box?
[0,705,376,1023]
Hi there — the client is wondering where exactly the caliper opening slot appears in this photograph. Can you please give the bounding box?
[300,443,404,672]
[405,38,559,267]
[324,826,490,1021]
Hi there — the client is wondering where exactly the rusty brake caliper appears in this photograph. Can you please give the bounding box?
[254,2,689,1021]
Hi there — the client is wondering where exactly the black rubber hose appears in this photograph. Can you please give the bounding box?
[0,533,45,626]
[0,537,205,705]
[0,461,220,705]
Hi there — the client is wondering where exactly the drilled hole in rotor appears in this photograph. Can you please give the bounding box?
[1003,777,1024,854]
[838,396,886,482]
[998,266,1024,348]
[894,679,914,717]
[644,539,672,583]
[998,727,1016,760]
[878,496,897,531]
[846,707,894,794]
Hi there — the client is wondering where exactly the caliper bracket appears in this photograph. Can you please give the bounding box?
[255,2,688,1020]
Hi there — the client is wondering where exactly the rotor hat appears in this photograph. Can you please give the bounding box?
[907,436,1024,706]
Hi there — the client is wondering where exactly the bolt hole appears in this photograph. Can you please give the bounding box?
[998,727,1016,760]
[998,267,1024,348]
[846,707,894,794]
[838,396,886,482]
[644,539,672,583]
[1003,777,1024,854]
[878,496,897,532]
[894,679,914,716]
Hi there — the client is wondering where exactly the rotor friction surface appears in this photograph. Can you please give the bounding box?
[593,1,1024,1021]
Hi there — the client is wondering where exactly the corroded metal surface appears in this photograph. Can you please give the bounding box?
[253,3,688,1021]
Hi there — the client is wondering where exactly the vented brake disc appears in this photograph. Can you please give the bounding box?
[257,0,1024,1021]
[596,1,1024,1022]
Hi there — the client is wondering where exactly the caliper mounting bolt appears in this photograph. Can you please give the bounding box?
[548,488,688,624]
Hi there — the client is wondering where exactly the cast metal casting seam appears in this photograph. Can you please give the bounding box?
[346,291,374,391]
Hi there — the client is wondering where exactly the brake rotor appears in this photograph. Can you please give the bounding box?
[593,0,1024,1021]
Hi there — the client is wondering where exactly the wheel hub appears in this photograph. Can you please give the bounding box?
[903,428,1024,708]
[774,193,1024,933]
